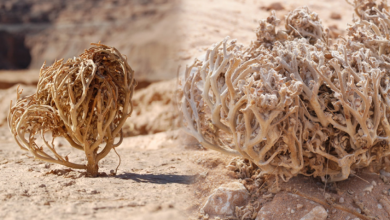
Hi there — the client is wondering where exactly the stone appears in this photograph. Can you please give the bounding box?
[268,2,284,11]
[201,182,249,216]
[297,204,304,209]
[380,170,390,177]
[339,197,345,203]
[300,206,327,220]
[330,12,341,20]
[363,185,373,193]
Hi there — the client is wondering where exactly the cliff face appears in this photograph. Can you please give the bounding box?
[0,0,180,81]
[0,31,31,69]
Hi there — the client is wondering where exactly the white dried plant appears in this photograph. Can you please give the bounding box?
[8,43,137,176]
[180,0,390,182]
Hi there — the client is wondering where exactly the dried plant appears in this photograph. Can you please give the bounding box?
[180,0,390,182]
[8,43,136,176]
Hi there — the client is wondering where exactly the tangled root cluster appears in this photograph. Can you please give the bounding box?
[8,43,136,176]
[180,0,390,182]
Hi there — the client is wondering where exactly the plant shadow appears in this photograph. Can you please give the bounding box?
[114,172,196,184]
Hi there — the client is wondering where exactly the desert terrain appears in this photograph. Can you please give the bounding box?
[1,0,390,220]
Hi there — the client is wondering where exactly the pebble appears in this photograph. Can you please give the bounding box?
[267,2,284,11]
[339,197,345,204]
[356,208,361,214]
[330,12,342,20]
[291,209,295,214]
[332,209,337,214]
[372,181,377,186]
[382,190,388,195]
[297,204,304,209]
[363,185,373,193]
[89,190,98,194]
[378,204,383,209]
[39,163,51,169]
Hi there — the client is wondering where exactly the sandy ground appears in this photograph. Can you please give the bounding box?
[0,126,196,220]
[1,1,390,220]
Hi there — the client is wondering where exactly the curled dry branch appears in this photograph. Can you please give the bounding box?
[180,1,390,182]
[8,43,137,176]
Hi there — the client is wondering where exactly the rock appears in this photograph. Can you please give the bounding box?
[201,182,249,216]
[268,2,284,10]
[300,206,327,220]
[330,12,341,20]
[261,2,284,11]
[363,185,373,192]
[339,197,345,203]
[372,181,377,186]
[380,170,390,177]
[297,204,304,209]
[256,206,272,220]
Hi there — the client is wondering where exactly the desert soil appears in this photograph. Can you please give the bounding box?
[1,1,390,220]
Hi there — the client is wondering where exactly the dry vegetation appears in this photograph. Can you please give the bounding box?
[181,0,390,184]
[8,44,136,176]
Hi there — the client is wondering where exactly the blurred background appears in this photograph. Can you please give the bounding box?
[0,0,180,82]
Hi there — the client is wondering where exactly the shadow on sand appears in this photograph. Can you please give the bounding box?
[115,172,196,184]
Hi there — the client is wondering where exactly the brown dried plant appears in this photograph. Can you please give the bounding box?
[8,43,137,176]
[180,1,390,182]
